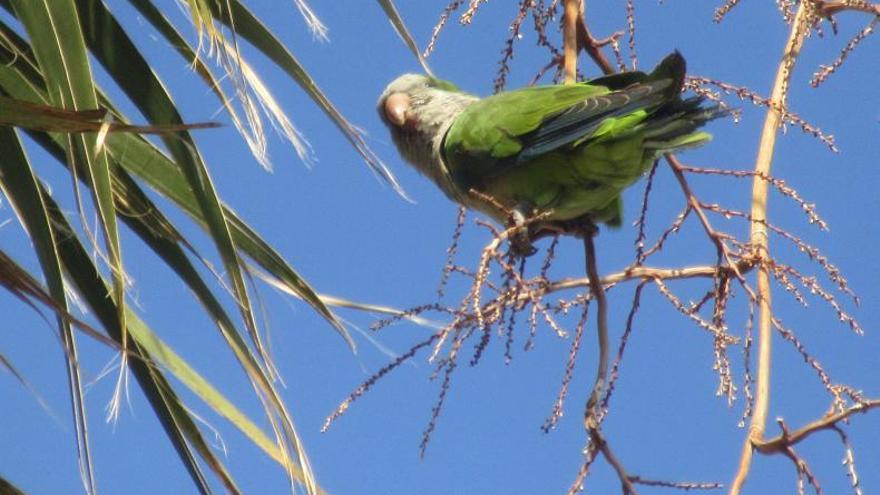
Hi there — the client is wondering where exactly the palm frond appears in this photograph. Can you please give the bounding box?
[0,1,386,493]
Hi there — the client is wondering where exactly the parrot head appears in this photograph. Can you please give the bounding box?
[377,75,478,200]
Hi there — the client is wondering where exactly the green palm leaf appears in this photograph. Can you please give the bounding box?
[11,0,128,379]
[0,126,97,494]
[0,1,394,493]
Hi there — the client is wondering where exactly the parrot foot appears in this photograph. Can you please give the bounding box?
[505,210,599,257]
[507,207,538,258]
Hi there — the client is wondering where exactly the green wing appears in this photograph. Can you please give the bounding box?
[444,83,612,160]
[441,52,719,226]
[443,82,674,191]
[442,53,687,191]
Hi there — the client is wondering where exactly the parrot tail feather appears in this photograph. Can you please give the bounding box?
[646,50,687,100]
[642,97,727,152]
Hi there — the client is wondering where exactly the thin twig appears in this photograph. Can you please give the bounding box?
[598,282,647,423]
[810,16,878,87]
[667,156,747,283]
[576,16,617,76]
[629,476,723,490]
[592,429,640,495]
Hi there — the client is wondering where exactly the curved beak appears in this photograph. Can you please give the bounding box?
[384,92,410,128]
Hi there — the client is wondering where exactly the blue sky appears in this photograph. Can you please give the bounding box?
[2,1,879,494]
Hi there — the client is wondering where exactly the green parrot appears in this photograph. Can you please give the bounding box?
[378,52,721,254]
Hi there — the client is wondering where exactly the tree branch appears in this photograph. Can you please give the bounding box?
[730,2,812,493]
[755,400,880,453]
[591,429,640,495]
[667,156,748,282]
[547,260,752,294]
[583,234,609,418]
[563,0,580,83]
[575,15,617,76]
[816,0,880,17]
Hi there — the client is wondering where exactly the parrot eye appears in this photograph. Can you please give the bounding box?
[384,92,411,127]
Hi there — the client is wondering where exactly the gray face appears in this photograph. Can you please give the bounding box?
[376,74,432,128]
[376,74,479,202]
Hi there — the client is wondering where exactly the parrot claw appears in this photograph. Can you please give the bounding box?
[507,207,538,257]
[506,209,600,257]
[509,237,538,258]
